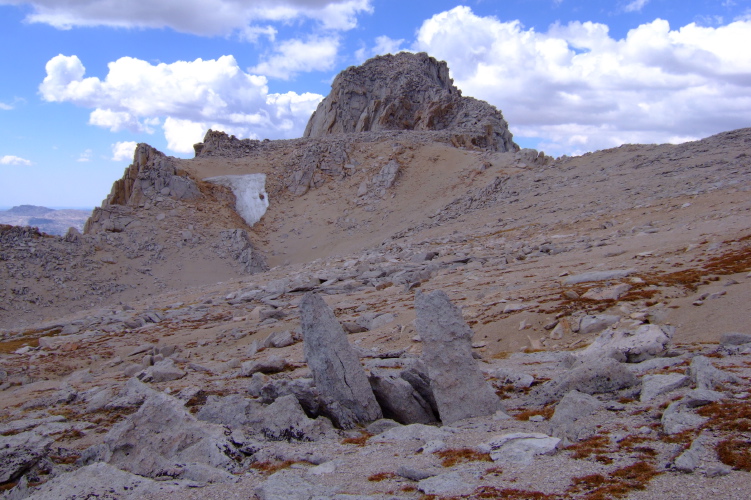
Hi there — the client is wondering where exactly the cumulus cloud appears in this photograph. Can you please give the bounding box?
[111,141,138,161]
[0,0,372,35]
[0,155,32,166]
[251,36,340,79]
[414,6,751,155]
[40,54,323,153]
[0,102,13,110]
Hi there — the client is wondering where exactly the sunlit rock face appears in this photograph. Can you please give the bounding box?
[205,174,269,226]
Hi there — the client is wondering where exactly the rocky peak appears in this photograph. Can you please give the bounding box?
[304,52,518,152]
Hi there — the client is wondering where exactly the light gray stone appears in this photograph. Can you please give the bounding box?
[300,293,382,428]
[414,290,502,424]
[97,390,242,478]
[582,284,631,301]
[578,315,620,335]
[368,368,438,424]
[417,471,476,497]
[263,330,296,349]
[578,323,672,363]
[719,332,751,346]
[562,269,635,285]
[396,465,435,481]
[371,423,455,443]
[661,400,708,434]
[640,373,690,402]
[138,358,185,383]
[25,463,187,500]
[196,394,262,429]
[530,357,639,406]
[689,355,742,390]
[0,431,52,483]
[241,355,288,377]
[255,469,335,500]
[549,390,602,442]
[248,395,335,442]
[683,389,724,408]
[480,432,561,464]
[259,377,321,417]
[674,432,708,473]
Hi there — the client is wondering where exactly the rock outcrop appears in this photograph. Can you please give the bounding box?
[304,52,518,152]
[84,144,201,234]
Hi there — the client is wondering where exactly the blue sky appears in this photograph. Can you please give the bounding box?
[1,0,750,208]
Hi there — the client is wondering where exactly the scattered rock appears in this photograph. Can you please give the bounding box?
[417,471,476,497]
[368,367,438,424]
[562,269,635,285]
[0,431,52,483]
[689,355,743,390]
[662,400,708,434]
[720,332,751,346]
[241,355,289,377]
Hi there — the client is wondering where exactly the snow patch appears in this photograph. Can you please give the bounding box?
[205,174,269,226]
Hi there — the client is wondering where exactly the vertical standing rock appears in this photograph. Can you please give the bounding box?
[415,290,502,424]
[300,293,382,428]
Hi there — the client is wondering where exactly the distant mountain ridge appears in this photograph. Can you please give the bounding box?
[0,205,91,236]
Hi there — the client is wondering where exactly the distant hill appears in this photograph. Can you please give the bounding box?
[0,205,91,236]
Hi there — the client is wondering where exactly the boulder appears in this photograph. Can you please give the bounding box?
[95,390,242,479]
[529,357,639,406]
[549,391,602,442]
[578,315,620,335]
[719,332,751,346]
[417,471,476,497]
[662,400,708,434]
[640,373,690,402]
[0,431,52,483]
[138,358,186,383]
[255,469,336,500]
[300,293,382,428]
[248,395,334,442]
[263,330,295,349]
[562,269,635,285]
[480,432,561,464]
[259,377,322,417]
[582,284,631,301]
[414,290,502,423]
[689,355,742,390]
[24,463,187,500]
[195,394,262,429]
[368,368,438,424]
[240,355,288,377]
[578,323,673,363]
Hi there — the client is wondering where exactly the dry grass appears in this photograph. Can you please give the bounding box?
[435,448,492,467]
[249,460,297,475]
[566,435,611,460]
[341,431,372,446]
[513,406,555,421]
[367,472,396,482]
[716,438,751,471]
[568,462,660,500]
[697,401,751,432]
[472,486,559,499]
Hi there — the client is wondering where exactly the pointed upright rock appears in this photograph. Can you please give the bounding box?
[414,290,502,423]
[300,292,382,428]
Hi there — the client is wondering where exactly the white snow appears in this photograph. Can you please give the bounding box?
[204,174,269,226]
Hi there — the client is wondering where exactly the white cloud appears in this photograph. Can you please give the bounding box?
[624,0,650,13]
[355,35,407,62]
[0,155,32,166]
[0,102,12,110]
[111,141,138,161]
[251,36,340,79]
[77,149,93,162]
[40,54,323,153]
[0,0,371,35]
[414,6,751,155]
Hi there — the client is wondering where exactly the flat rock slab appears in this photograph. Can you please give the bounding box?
[578,324,672,363]
[562,269,635,285]
[414,290,502,424]
[481,432,561,464]
[26,463,188,500]
[418,471,476,497]
[0,431,52,483]
[300,292,382,428]
[640,373,690,402]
